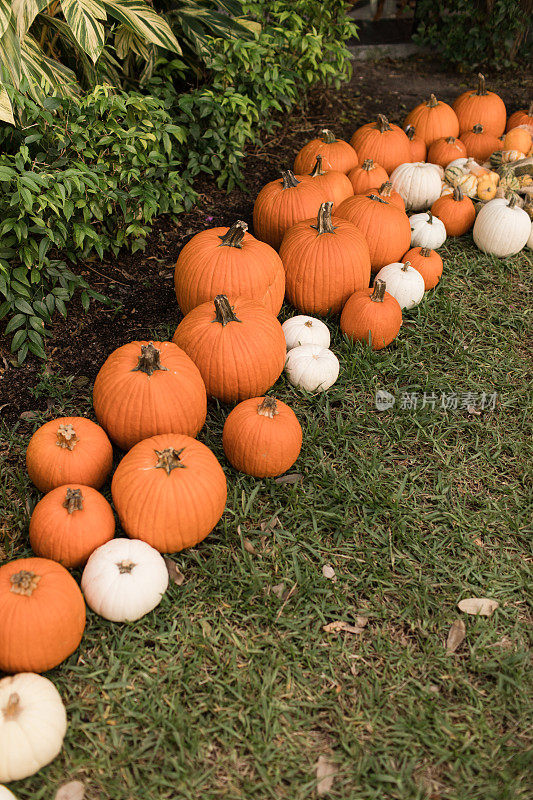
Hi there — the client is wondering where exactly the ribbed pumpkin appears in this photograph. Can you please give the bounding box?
[0,557,86,673]
[506,102,533,131]
[307,155,354,209]
[427,136,467,168]
[401,246,443,290]
[453,74,507,137]
[340,279,402,350]
[174,221,285,316]
[253,170,325,250]
[336,194,412,272]
[350,115,412,173]
[172,295,286,404]
[366,180,405,211]
[347,159,389,194]
[93,341,207,451]
[29,484,115,569]
[404,94,460,146]
[460,124,502,162]
[279,202,371,315]
[430,186,475,236]
[26,417,113,493]
[294,129,358,174]
[405,125,427,162]
[111,433,227,553]
[502,127,532,155]
[222,396,303,478]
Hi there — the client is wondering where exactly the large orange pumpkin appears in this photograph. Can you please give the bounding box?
[350,115,412,173]
[401,247,443,290]
[460,124,502,162]
[252,170,325,250]
[506,102,533,132]
[174,221,285,316]
[340,279,402,350]
[336,194,412,272]
[279,202,371,315]
[26,417,113,493]
[347,159,389,195]
[307,155,354,209]
[366,181,405,211]
[29,484,115,568]
[405,125,427,162]
[111,433,227,553]
[173,295,286,404]
[294,129,358,174]
[223,396,303,478]
[0,557,86,673]
[430,186,475,236]
[404,94,459,146]
[93,341,207,451]
[453,74,507,137]
[427,136,467,168]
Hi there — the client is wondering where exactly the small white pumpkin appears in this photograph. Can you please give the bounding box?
[374,262,425,311]
[281,315,330,351]
[390,162,442,211]
[409,212,447,249]
[473,196,531,257]
[0,673,67,783]
[284,344,339,392]
[527,221,533,249]
[81,539,169,622]
[0,787,17,799]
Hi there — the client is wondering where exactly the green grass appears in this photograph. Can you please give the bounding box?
[1,237,532,800]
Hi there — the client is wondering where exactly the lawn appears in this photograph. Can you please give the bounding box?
[1,231,531,798]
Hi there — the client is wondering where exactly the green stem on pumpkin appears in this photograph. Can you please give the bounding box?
[218,220,248,248]
[453,185,464,201]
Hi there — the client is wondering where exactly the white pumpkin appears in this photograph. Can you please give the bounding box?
[0,673,67,783]
[390,162,442,211]
[284,344,339,392]
[0,787,17,799]
[527,221,533,249]
[446,157,470,172]
[81,538,169,622]
[409,212,447,249]
[473,197,531,257]
[281,315,330,351]
[374,262,425,311]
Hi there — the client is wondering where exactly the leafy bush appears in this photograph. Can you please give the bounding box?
[0,85,196,361]
[413,0,532,69]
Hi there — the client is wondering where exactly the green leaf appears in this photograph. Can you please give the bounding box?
[0,80,14,124]
[11,327,27,351]
[0,13,22,87]
[102,0,182,54]
[20,34,79,103]
[14,297,34,314]
[12,0,49,38]
[4,313,26,334]
[60,0,106,64]
[0,0,12,41]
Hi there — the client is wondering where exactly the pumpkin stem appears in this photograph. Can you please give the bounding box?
[320,129,337,143]
[309,155,325,178]
[313,202,336,234]
[476,73,487,96]
[3,693,21,720]
[507,193,518,208]
[427,94,439,108]
[453,185,464,201]
[528,101,533,117]
[117,560,136,574]
[132,342,168,377]
[405,125,416,141]
[371,279,386,302]
[378,181,393,197]
[63,488,83,514]
[10,570,41,596]
[445,136,457,143]
[213,295,241,326]
[473,124,484,134]
[420,247,432,257]
[401,261,411,272]
[56,423,79,451]
[376,114,392,132]
[154,447,186,475]
[367,193,388,204]
[281,170,300,189]
[257,397,278,418]
[427,211,434,223]
[361,159,375,171]
[218,221,248,248]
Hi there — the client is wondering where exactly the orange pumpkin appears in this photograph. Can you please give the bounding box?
[347,159,389,195]
[26,417,113,493]
[340,279,402,350]
[279,202,371,315]
[506,102,533,131]
[252,170,325,250]
[222,396,303,478]
[427,136,467,168]
[502,127,532,155]
[294,129,358,174]
[307,155,354,209]
[453,74,507,136]
[29,484,115,568]
[0,557,86,673]
[460,124,502,162]
[93,341,207,451]
[404,94,460,146]
[173,295,286,404]
[336,194,412,273]
[111,433,227,553]
[405,125,427,162]
[401,247,443,290]
[350,114,412,173]
[430,186,475,236]
[366,180,405,211]
[174,220,285,316]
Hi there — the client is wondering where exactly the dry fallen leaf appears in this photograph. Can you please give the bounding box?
[54,781,85,800]
[315,754,337,796]
[243,539,258,555]
[458,597,499,617]
[19,410,40,422]
[272,582,287,599]
[322,564,336,581]
[163,557,185,586]
[323,618,367,635]
[446,619,466,653]
[274,473,303,484]
[260,515,280,532]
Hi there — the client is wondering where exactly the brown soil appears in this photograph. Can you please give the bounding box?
[1,55,531,425]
